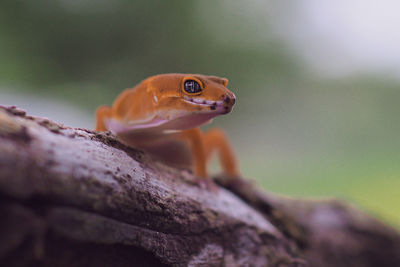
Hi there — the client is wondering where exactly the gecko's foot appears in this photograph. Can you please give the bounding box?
[194,177,219,193]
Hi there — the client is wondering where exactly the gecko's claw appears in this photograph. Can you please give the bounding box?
[195,177,219,193]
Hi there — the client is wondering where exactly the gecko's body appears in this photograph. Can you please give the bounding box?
[96,73,239,180]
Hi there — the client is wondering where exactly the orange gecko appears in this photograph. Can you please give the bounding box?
[96,73,239,184]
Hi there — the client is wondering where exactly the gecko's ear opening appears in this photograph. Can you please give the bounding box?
[221,78,229,87]
[208,76,229,87]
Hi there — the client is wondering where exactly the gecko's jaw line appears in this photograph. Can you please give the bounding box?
[183,96,224,107]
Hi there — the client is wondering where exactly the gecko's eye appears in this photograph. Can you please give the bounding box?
[184,80,202,94]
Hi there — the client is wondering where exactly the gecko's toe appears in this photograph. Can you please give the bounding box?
[194,177,219,193]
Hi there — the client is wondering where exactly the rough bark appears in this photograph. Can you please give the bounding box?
[0,105,399,267]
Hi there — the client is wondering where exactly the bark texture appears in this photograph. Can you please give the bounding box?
[0,105,399,267]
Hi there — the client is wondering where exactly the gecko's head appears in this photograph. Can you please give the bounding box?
[148,73,236,114]
[146,73,236,130]
[180,75,235,115]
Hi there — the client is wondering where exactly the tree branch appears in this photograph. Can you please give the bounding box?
[0,106,399,267]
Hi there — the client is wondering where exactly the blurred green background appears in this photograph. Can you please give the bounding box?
[1,1,399,228]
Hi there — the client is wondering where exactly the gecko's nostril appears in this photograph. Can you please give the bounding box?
[223,95,231,104]
[223,94,236,106]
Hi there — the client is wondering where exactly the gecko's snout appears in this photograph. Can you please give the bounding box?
[219,93,235,114]
[223,93,236,110]
[223,94,235,105]
[223,95,231,104]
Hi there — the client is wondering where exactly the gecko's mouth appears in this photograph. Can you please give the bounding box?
[183,96,233,114]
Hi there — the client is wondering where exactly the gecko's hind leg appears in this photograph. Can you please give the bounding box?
[95,105,112,131]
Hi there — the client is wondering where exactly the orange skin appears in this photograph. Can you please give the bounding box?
[96,73,239,181]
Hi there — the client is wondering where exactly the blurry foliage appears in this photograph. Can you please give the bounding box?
[0,0,299,110]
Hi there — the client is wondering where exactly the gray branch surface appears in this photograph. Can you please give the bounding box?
[0,105,399,267]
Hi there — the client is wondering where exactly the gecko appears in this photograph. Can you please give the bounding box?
[95,73,239,186]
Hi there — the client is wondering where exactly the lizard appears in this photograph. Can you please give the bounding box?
[95,73,239,187]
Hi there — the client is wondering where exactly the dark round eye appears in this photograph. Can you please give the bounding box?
[184,80,202,94]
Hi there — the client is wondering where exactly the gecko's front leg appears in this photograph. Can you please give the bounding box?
[178,128,208,177]
[202,128,239,177]
[178,127,239,191]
